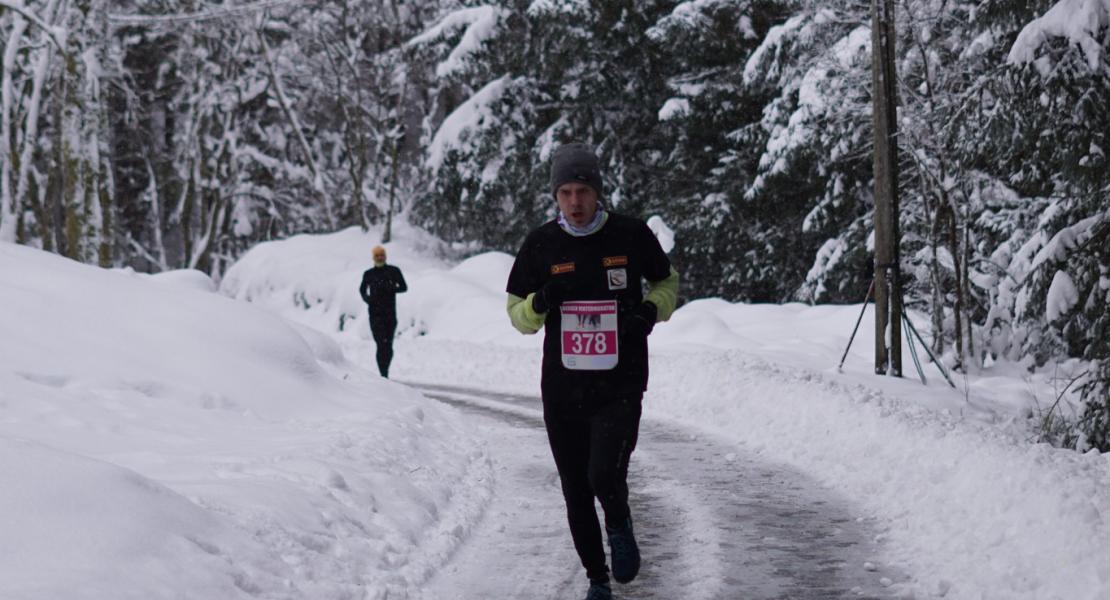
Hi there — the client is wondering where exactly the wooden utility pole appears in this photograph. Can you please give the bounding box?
[382,137,399,244]
[871,0,902,376]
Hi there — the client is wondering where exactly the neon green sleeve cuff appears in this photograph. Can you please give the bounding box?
[645,267,679,322]
[507,293,546,334]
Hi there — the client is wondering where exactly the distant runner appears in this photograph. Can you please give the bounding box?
[506,142,679,600]
[359,245,407,378]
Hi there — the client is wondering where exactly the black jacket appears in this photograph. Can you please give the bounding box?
[360,264,407,321]
[506,212,671,402]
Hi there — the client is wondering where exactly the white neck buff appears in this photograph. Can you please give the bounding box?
[558,204,608,237]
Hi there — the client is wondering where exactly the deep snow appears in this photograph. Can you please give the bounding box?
[3,220,1108,600]
[224,224,1110,600]
[0,240,490,599]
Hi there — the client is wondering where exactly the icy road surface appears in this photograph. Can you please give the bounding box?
[406,383,901,600]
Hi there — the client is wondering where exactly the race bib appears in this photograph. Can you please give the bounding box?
[560,300,619,370]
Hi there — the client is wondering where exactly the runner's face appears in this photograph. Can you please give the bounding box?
[373,250,386,262]
[556,183,598,228]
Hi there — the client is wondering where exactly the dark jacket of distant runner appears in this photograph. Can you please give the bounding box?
[359,265,407,323]
[506,212,675,403]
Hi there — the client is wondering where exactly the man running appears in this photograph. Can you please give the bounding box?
[506,142,679,600]
[359,245,407,378]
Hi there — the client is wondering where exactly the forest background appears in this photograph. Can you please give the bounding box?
[0,0,1106,447]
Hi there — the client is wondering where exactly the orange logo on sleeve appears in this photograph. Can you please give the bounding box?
[551,262,576,275]
[602,256,628,267]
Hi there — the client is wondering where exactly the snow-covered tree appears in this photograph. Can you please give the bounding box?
[1,0,114,265]
[988,0,1108,448]
[2,0,1105,449]
[741,3,875,302]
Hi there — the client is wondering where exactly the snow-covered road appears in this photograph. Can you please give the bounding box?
[6,227,1110,600]
[212,225,1110,600]
[407,383,900,599]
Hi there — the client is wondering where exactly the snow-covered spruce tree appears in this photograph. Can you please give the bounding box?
[412,0,822,302]
[411,1,695,255]
[406,4,551,250]
[643,0,801,301]
[742,2,876,303]
[987,0,1109,449]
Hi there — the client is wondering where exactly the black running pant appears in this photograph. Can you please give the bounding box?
[369,316,396,377]
[543,396,642,583]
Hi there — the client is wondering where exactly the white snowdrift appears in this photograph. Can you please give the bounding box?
[0,241,489,600]
[224,226,1110,600]
[222,224,534,348]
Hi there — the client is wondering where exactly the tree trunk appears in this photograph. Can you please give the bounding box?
[49,64,67,256]
[946,197,965,372]
[383,136,399,244]
[0,17,29,243]
[962,187,976,366]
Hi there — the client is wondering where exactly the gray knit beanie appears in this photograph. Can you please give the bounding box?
[549,142,603,198]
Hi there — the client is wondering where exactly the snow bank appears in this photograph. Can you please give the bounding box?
[401,300,1110,600]
[143,267,218,292]
[219,227,1110,600]
[646,348,1110,600]
[0,241,490,599]
[0,437,274,600]
[221,223,536,349]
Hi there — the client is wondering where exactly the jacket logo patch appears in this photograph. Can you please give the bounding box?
[551,262,576,275]
[602,256,628,267]
[607,268,628,290]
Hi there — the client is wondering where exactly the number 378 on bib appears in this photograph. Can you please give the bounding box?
[559,300,619,370]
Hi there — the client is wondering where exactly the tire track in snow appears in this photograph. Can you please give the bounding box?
[407,382,901,599]
[409,386,579,599]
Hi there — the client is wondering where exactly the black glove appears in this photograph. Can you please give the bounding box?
[622,301,658,338]
[531,278,571,313]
